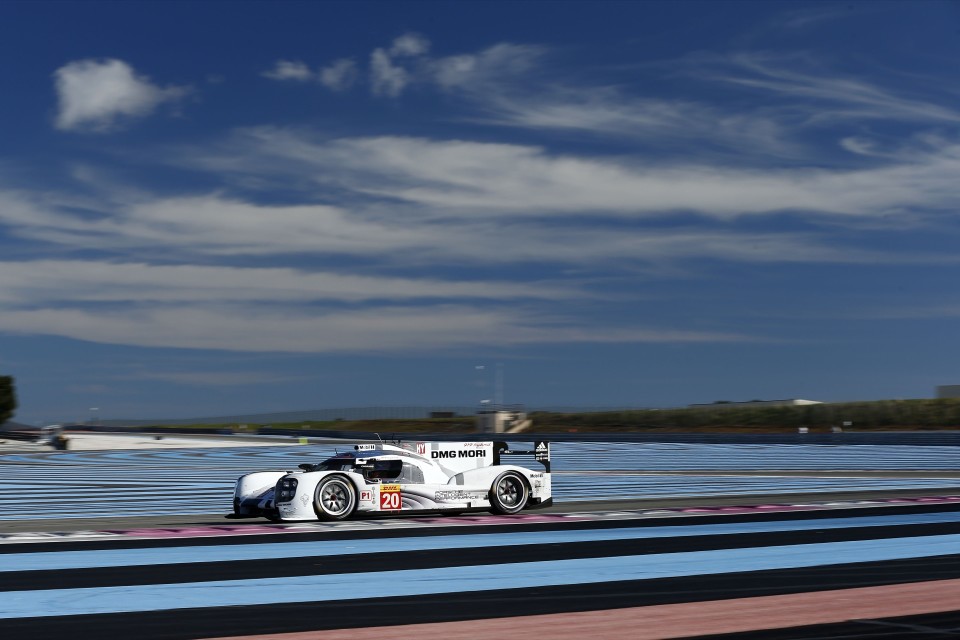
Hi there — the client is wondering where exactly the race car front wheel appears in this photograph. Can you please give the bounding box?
[489,471,528,514]
[313,476,357,521]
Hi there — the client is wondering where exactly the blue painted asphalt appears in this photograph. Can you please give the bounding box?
[5,442,960,520]
[3,534,959,619]
[6,510,960,573]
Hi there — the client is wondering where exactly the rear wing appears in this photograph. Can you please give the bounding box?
[493,440,550,473]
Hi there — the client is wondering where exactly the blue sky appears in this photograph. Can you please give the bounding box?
[3,1,960,424]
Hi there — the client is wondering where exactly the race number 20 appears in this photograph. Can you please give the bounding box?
[380,484,401,510]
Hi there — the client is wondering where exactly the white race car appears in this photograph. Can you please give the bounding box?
[231,439,552,521]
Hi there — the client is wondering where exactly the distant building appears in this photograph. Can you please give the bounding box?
[688,399,823,409]
[936,386,960,399]
[475,405,530,433]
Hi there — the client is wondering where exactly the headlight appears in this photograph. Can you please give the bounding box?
[275,477,298,502]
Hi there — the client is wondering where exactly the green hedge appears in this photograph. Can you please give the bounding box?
[528,398,960,433]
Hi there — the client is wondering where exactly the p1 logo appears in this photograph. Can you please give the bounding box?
[380,484,401,510]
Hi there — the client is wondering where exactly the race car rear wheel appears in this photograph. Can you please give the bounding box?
[313,476,357,521]
[489,471,528,514]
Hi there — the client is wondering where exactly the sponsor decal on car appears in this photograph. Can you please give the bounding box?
[434,490,486,502]
[535,441,550,462]
[417,442,426,455]
[431,449,487,459]
[360,490,373,502]
[356,444,376,451]
[379,484,401,510]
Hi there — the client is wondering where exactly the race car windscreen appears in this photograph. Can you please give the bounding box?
[309,455,358,472]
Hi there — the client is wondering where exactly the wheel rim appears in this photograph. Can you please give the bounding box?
[498,476,520,506]
[321,481,350,515]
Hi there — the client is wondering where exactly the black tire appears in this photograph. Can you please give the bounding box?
[313,475,357,521]
[489,471,528,514]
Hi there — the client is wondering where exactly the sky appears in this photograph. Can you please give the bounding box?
[2,0,960,424]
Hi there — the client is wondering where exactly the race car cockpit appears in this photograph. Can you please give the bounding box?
[358,458,403,482]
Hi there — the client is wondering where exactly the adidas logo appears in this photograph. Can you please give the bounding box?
[536,442,547,451]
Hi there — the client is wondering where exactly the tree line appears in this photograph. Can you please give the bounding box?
[0,376,16,426]
[528,398,960,433]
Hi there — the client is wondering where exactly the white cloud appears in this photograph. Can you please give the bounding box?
[0,190,434,257]
[319,58,357,91]
[472,88,798,158]
[262,59,313,81]
[259,36,533,101]
[356,40,960,163]
[389,33,430,57]
[367,33,433,99]
[365,40,541,99]
[264,35,538,100]
[0,260,581,305]
[0,191,905,274]
[262,58,357,91]
[346,41,798,158]
[195,130,960,221]
[699,52,960,125]
[430,43,543,91]
[0,255,697,353]
[370,48,409,97]
[0,304,750,353]
[53,58,188,132]
[840,137,881,156]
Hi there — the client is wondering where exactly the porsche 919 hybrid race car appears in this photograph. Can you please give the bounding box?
[232,440,552,521]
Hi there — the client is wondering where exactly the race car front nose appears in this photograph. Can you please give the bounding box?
[275,477,298,503]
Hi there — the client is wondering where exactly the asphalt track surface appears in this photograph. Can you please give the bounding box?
[3,436,960,639]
